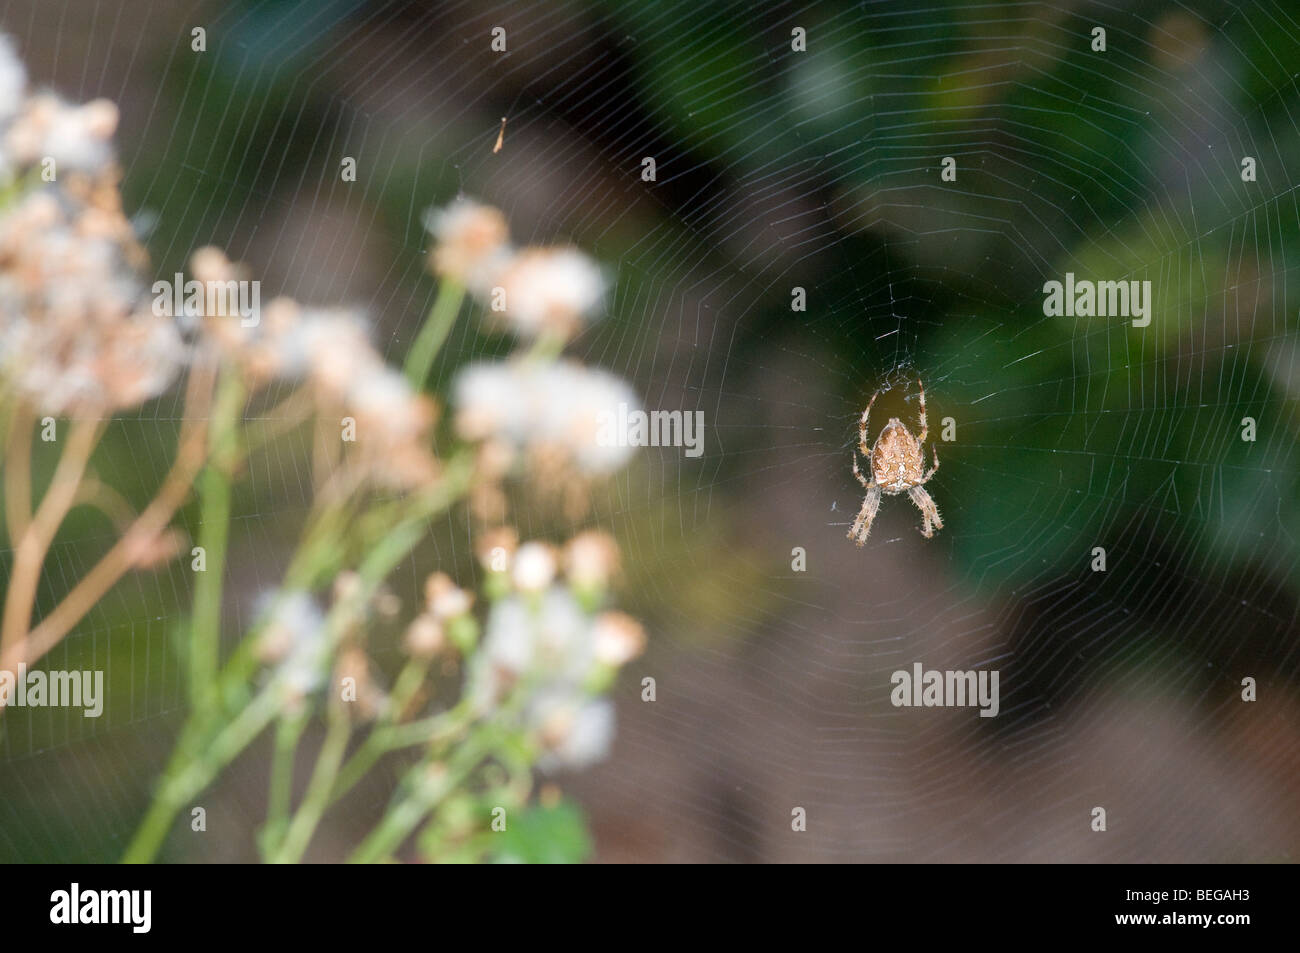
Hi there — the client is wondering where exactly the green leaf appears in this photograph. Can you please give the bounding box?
[489,801,593,865]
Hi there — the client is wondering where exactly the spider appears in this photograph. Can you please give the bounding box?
[848,377,943,545]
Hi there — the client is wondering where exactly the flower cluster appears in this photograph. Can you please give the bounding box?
[429,196,643,517]
[463,529,643,771]
[0,36,182,415]
[248,527,643,789]
[256,590,330,705]
[181,247,439,490]
[453,359,638,476]
[0,29,648,862]
[424,196,607,341]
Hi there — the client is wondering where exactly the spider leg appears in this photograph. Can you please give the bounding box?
[849,484,881,547]
[907,486,943,539]
[922,443,940,482]
[852,451,873,488]
[915,376,928,444]
[858,390,880,455]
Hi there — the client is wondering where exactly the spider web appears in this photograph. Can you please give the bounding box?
[1,0,1299,862]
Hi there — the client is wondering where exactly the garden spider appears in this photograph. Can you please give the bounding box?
[848,377,943,545]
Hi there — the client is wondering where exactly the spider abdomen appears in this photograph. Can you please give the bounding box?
[871,418,925,491]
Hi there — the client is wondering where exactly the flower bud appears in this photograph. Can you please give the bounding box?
[475,526,518,572]
[404,613,445,659]
[512,541,557,593]
[591,611,646,667]
[564,530,620,591]
[424,572,474,619]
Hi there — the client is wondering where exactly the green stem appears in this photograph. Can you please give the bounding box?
[190,373,243,712]
[348,729,489,864]
[124,451,474,863]
[348,748,465,863]
[380,700,474,750]
[273,703,351,864]
[261,712,308,859]
[190,465,230,708]
[323,657,431,801]
[388,658,430,720]
[283,497,355,590]
[123,687,281,863]
[349,789,431,865]
[523,329,566,363]
[403,279,465,390]
[330,698,473,805]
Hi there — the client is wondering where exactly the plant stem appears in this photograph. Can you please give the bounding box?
[403,279,465,390]
[348,725,490,864]
[122,451,475,862]
[325,703,475,814]
[190,372,243,712]
[376,700,473,751]
[0,361,216,676]
[0,418,102,651]
[328,691,472,807]
[71,477,138,531]
[3,402,33,544]
[523,329,566,363]
[191,461,230,708]
[272,703,351,863]
[387,657,430,721]
[123,686,281,863]
[261,711,308,859]
[242,387,312,457]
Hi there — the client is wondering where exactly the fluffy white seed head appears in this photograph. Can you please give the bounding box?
[531,693,615,772]
[591,611,646,667]
[487,246,606,339]
[5,93,118,173]
[452,359,640,477]
[424,197,510,287]
[512,541,558,593]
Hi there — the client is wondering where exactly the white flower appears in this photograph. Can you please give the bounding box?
[344,363,438,488]
[487,246,606,339]
[591,611,645,667]
[452,359,640,477]
[472,587,598,704]
[0,40,179,416]
[99,312,185,409]
[535,587,593,679]
[205,296,436,488]
[468,583,639,770]
[0,192,184,415]
[543,363,639,476]
[423,198,607,340]
[257,591,329,697]
[450,360,518,443]
[512,542,557,592]
[423,197,509,287]
[299,308,378,394]
[481,596,534,676]
[404,613,445,659]
[347,366,423,427]
[530,692,615,772]
[424,572,474,620]
[5,93,118,173]
[564,531,620,589]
